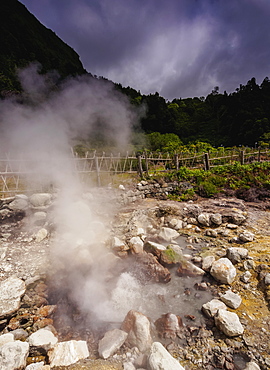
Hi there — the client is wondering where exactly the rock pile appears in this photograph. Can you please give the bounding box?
[0,192,269,369]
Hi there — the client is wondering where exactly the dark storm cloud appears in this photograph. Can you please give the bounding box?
[20,0,270,99]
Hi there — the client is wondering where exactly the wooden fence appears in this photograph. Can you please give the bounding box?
[0,148,269,196]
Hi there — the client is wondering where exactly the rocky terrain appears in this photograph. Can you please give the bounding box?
[0,188,270,370]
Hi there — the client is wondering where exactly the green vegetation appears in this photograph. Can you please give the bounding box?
[1,1,270,152]
[0,0,86,96]
[163,162,270,200]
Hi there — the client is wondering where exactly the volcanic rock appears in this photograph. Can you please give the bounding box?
[220,290,242,309]
[239,231,255,242]
[214,309,244,337]
[0,341,29,370]
[155,313,183,339]
[29,193,52,208]
[0,277,26,318]
[98,329,128,359]
[226,247,248,264]
[197,213,211,227]
[129,236,144,254]
[134,252,171,283]
[210,213,223,225]
[210,258,236,284]
[177,260,205,277]
[121,310,152,353]
[148,341,185,370]
[8,195,28,211]
[48,340,89,367]
[244,361,261,370]
[0,333,14,346]
[28,328,58,351]
[158,227,179,242]
[202,255,215,271]
[202,299,227,318]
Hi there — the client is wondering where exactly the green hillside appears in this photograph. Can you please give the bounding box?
[0,0,86,96]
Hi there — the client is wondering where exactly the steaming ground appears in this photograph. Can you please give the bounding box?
[0,63,145,329]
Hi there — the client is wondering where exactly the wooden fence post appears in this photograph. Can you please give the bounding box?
[137,154,143,177]
[258,147,261,162]
[174,154,179,170]
[204,152,210,171]
[94,155,101,187]
[144,151,149,176]
[240,150,245,165]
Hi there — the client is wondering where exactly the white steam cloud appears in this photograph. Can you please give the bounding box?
[0,64,141,324]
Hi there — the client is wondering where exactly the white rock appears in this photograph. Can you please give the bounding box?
[214,309,244,337]
[226,223,238,229]
[148,342,185,370]
[35,228,48,242]
[32,211,47,224]
[239,231,255,242]
[0,277,26,318]
[168,218,183,230]
[264,273,270,285]
[244,361,261,370]
[158,227,179,242]
[202,299,227,318]
[197,213,211,227]
[8,196,28,211]
[144,240,166,251]
[202,255,215,271]
[220,290,242,309]
[122,310,152,353]
[123,362,136,370]
[210,258,237,284]
[227,247,248,264]
[129,237,144,254]
[210,213,223,225]
[240,271,251,283]
[119,184,125,190]
[98,329,128,359]
[49,340,89,367]
[231,213,246,225]
[28,328,58,350]
[111,236,129,251]
[205,229,218,238]
[25,362,45,370]
[29,193,52,207]
[0,341,29,370]
[0,333,14,347]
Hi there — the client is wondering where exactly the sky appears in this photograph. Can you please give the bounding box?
[19,0,270,101]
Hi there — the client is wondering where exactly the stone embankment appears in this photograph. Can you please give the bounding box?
[0,189,270,369]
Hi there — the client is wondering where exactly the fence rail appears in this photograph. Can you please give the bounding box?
[1,148,270,196]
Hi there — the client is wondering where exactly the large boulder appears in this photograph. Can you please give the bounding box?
[121,310,152,353]
[214,309,244,337]
[0,277,26,318]
[210,258,236,284]
[148,342,185,370]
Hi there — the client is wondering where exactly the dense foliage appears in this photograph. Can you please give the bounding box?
[163,162,270,201]
[0,0,86,96]
[117,78,270,149]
